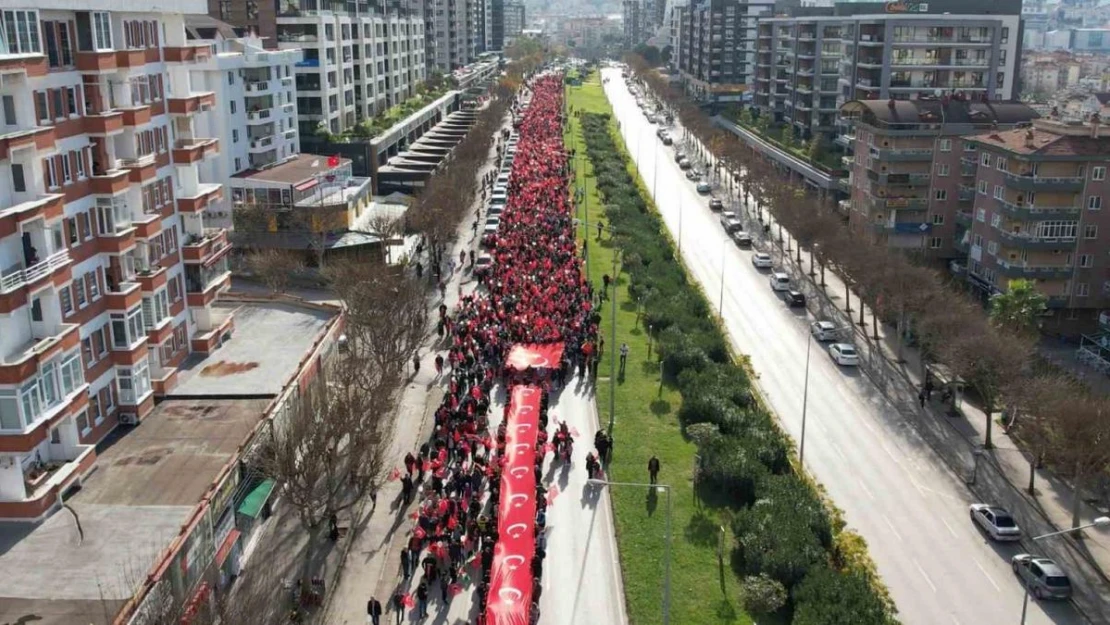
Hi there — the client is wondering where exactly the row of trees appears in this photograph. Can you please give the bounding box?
[624,55,1110,528]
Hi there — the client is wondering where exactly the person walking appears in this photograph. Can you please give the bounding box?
[416,580,429,618]
[391,590,405,625]
[648,455,660,485]
[367,596,383,625]
[619,343,629,374]
[401,474,414,506]
[412,353,420,376]
[400,544,413,579]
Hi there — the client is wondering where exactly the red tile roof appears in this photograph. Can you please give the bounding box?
[966,128,1110,157]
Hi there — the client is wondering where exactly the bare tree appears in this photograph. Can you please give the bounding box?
[1041,392,1110,528]
[1007,372,1072,495]
[942,327,1031,449]
[245,248,305,295]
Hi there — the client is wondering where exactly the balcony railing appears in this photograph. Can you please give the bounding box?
[0,250,70,294]
[1002,172,1085,192]
[996,230,1077,248]
[996,199,1081,219]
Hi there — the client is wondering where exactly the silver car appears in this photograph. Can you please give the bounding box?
[970,504,1021,541]
[1011,554,1072,600]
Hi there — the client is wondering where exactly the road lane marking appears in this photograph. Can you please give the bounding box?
[974,558,1001,592]
[882,514,903,541]
[829,441,848,462]
[881,442,901,464]
[941,516,959,538]
[857,478,875,501]
[861,418,877,435]
[914,558,938,593]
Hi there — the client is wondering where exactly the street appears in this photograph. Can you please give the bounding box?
[601,67,1084,625]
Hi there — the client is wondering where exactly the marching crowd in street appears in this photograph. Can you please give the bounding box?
[369,71,598,625]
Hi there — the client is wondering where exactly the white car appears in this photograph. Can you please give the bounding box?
[474,254,493,276]
[769,271,791,291]
[810,321,840,342]
[970,504,1021,541]
[696,181,712,194]
[751,252,773,269]
[829,343,859,366]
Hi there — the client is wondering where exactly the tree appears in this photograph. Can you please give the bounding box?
[942,327,1030,449]
[781,123,795,148]
[792,567,891,625]
[807,134,826,162]
[245,248,305,294]
[989,278,1048,339]
[1041,391,1110,528]
[741,574,787,616]
[634,43,662,66]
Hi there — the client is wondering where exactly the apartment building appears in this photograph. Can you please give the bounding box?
[504,2,525,45]
[1021,58,1082,95]
[207,0,280,47]
[675,0,775,105]
[840,98,1038,261]
[425,0,477,72]
[963,116,1110,334]
[623,0,659,49]
[0,0,234,520]
[184,19,302,179]
[490,0,505,51]
[276,1,427,136]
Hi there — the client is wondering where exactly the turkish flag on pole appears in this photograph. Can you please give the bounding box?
[327,154,340,168]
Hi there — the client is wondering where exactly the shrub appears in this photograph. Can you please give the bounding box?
[741,574,788,616]
[732,492,827,587]
[701,438,767,507]
[756,474,833,550]
[792,567,891,625]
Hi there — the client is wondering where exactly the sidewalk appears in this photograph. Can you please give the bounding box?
[678,130,1110,618]
[318,116,512,625]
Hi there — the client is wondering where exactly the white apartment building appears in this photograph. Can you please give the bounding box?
[277,3,426,136]
[0,0,233,520]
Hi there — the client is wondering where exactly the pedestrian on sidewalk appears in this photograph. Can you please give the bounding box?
[391,590,405,625]
[918,389,926,408]
[400,545,413,579]
[401,474,414,505]
[367,596,383,625]
[619,342,629,373]
[434,354,444,376]
[412,353,420,376]
[416,580,429,618]
[648,455,660,485]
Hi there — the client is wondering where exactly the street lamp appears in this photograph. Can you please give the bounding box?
[1019,516,1110,624]
[588,479,672,625]
[799,324,850,465]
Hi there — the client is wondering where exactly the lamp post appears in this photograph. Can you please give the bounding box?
[799,324,850,465]
[589,479,672,625]
[1019,516,1110,624]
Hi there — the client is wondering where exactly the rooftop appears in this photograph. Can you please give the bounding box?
[842,99,1040,128]
[967,119,1110,157]
[0,300,337,625]
[232,153,354,186]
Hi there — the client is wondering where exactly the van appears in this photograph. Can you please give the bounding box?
[769,272,791,291]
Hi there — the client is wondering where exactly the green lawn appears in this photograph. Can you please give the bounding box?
[566,73,754,625]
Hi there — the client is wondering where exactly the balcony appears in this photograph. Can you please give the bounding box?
[0,250,71,294]
[167,92,217,116]
[958,185,975,201]
[163,44,213,64]
[171,138,219,165]
[0,127,53,161]
[245,81,275,95]
[995,260,1075,280]
[119,154,158,184]
[1002,172,1085,192]
[120,106,152,127]
[247,108,274,124]
[874,147,933,161]
[75,50,117,72]
[185,260,232,309]
[996,199,1081,220]
[1,194,64,228]
[182,229,230,265]
[90,168,130,195]
[0,322,80,389]
[83,111,124,135]
[249,136,275,153]
[955,211,972,226]
[996,230,1076,249]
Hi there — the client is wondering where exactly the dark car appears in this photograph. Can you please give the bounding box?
[674,151,687,163]
[786,290,806,307]
[662,135,673,146]
[709,198,724,211]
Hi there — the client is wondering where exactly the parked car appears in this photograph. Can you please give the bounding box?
[679,158,693,170]
[1012,555,1072,600]
[674,151,687,163]
[656,128,668,139]
[829,343,859,366]
[810,321,841,342]
[662,135,673,146]
[970,504,1021,541]
[719,211,741,231]
[685,169,699,180]
[696,181,712,194]
[769,271,791,291]
[786,290,806,307]
[646,115,657,124]
[474,254,493,276]
[730,230,752,246]
[751,252,773,268]
[709,198,724,211]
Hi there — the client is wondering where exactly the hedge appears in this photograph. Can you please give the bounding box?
[579,112,896,625]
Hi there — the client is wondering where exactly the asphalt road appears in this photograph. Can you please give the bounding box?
[600,67,1083,625]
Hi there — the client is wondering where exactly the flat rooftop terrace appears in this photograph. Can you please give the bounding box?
[0,300,338,625]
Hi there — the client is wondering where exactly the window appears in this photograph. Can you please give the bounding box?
[987,241,998,255]
[935,189,947,201]
[1089,196,1102,210]
[228,71,234,85]
[1035,220,1078,239]
[60,286,73,316]
[74,276,86,307]
[993,185,1004,200]
[939,138,951,152]
[92,12,111,50]
[973,233,983,247]
[936,163,949,177]
[996,156,1007,171]
[87,270,99,300]
[1080,254,1094,268]
[981,153,991,167]
[11,163,25,193]
[1094,166,1106,181]
[1001,27,1009,44]
[991,213,1001,228]
[1077,282,1090,297]
[931,214,944,225]
[929,237,942,249]
[964,142,977,152]
[230,100,236,115]
[232,129,239,143]
[44,157,58,188]
[61,153,71,184]
[76,148,86,178]
[1084,224,1098,239]
[2,10,42,55]
[110,308,144,348]
[117,360,151,403]
[978,180,988,194]
[976,208,986,222]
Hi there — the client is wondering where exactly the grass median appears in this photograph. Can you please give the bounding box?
[565,72,754,625]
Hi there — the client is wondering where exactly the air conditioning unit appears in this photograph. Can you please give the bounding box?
[119,413,138,426]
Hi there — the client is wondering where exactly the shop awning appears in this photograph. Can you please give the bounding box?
[215,529,241,567]
[237,478,276,519]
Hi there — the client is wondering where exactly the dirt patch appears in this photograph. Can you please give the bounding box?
[199,361,259,377]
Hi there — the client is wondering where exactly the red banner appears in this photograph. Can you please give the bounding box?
[504,343,565,372]
[485,385,541,625]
